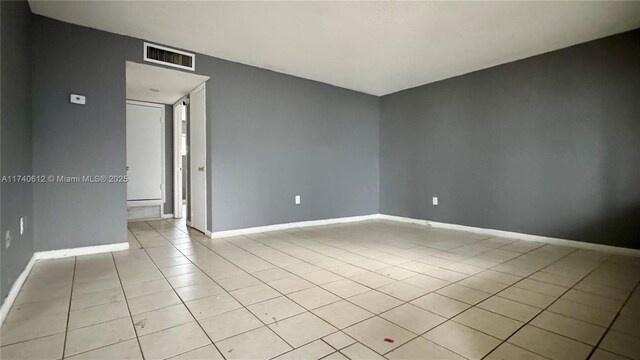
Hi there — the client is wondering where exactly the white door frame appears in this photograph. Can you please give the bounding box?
[126,100,165,214]
[189,82,207,233]
[172,100,185,219]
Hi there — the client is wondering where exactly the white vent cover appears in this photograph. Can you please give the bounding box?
[143,42,195,71]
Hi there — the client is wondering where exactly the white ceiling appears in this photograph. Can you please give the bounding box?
[31,1,640,96]
[126,62,209,104]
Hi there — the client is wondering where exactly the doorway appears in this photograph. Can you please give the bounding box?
[173,101,188,220]
[126,101,165,219]
[125,61,209,234]
[188,83,207,233]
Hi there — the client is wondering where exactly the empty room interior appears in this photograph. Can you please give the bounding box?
[2,1,640,359]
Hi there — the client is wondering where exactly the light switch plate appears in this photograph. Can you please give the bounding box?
[295,195,301,205]
[432,197,438,206]
[70,94,86,105]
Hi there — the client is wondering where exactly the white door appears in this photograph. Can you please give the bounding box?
[190,84,207,233]
[173,103,184,218]
[126,103,163,201]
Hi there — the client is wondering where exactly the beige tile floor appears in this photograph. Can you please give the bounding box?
[1,219,639,360]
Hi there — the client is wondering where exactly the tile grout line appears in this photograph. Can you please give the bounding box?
[414,247,582,360]
[197,224,594,358]
[153,236,305,352]
[128,229,635,360]
[131,220,636,360]
[253,226,552,300]
[9,220,634,360]
[385,245,584,358]
[108,252,146,360]
[132,231,231,360]
[180,230,402,358]
[585,280,639,360]
[375,244,583,359]
[164,239,328,354]
[134,221,311,359]
[140,221,595,355]
[60,257,77,360]
[480,251,620,360]
[60,257,142,359]
[145,221,385,359]
[223,223,567,358]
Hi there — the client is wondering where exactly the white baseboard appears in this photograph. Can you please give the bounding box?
[210,214,380,238]
[162,213,174,219]
[127,200,163,206]
[0,254,36,326]
[0,242,130,326]
[35,242,130,260]
[210,212,638,256]
[378,214,640,257]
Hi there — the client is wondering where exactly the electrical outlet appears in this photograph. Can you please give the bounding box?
[20,217,25,235]
[432,197,439,206]
[295,195,301,205]
[5,230,11,249]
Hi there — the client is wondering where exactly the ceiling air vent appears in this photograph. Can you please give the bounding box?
[143,42,195,71]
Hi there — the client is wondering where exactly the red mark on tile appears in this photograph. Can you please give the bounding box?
[384,338,394,343]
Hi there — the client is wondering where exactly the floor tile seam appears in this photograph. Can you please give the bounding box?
[166,343,216,360]
[228,235,420,299]
[136,223,306,358]
[583,280,640,360]
[130,222,633,360]
[109,252,147,360]
[60,257,78,359]
[191,230,421,358]
[478,248,617,360]
[61,336,138,359]
[65,313,132,332]
[67,295,129,314]
[0,330,67,348]
[134,232,231,360]
[401,246,581,360]
[251,232,553,292]
[169,229,420,348]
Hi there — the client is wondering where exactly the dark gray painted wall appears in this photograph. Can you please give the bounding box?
[380,29,640,248]
[204,60,380,231]
[31,15,379,251]
[32,17,141,251]
[164,104,173,215]
[1,0,34,302]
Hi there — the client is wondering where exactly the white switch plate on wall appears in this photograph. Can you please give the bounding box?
[432,197,438,205]
[70,94,86,105]
[295,195,301,205]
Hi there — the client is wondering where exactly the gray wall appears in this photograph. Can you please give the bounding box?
[1,0,34,302]
[32,17,140,250]
[204,60,380,231]
[380,29,640,248]
[31,15,379,251]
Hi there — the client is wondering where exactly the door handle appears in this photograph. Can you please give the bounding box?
[198,166,205,172]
